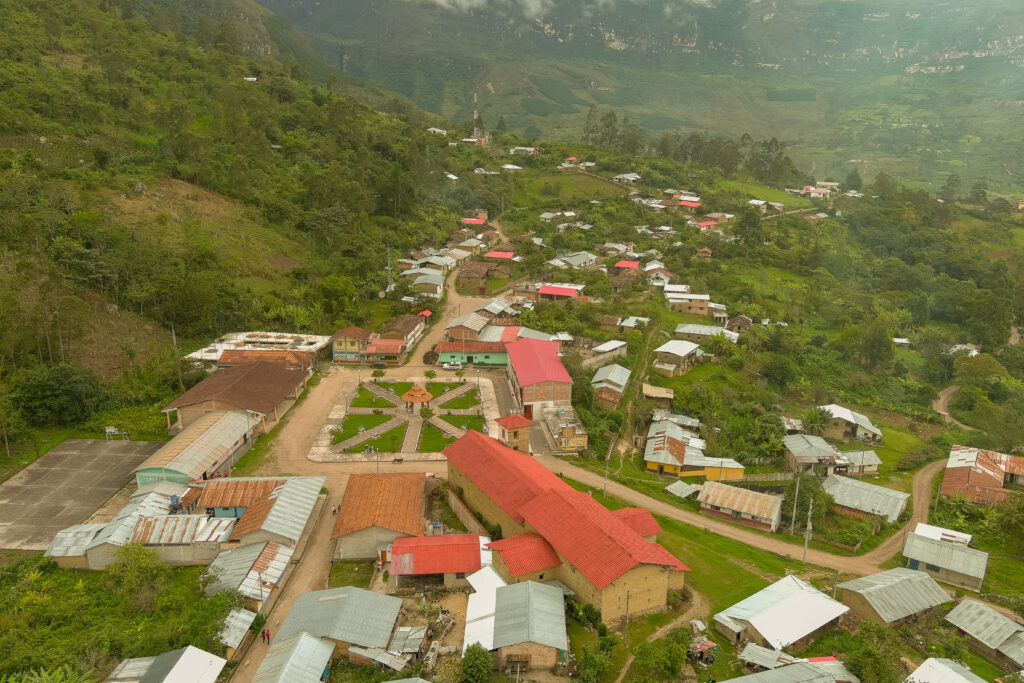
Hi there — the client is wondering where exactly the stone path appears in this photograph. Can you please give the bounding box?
[401,416,424,453]
[365,382,402,405]
[428,416,466,439]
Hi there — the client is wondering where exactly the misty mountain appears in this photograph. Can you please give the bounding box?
[256,0,1024,191]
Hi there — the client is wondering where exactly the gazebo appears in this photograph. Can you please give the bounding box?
[401,385,433,413]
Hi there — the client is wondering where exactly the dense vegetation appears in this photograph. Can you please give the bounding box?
[0,547,239,677]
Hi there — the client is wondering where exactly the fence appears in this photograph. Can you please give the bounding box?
[737,472,794,483]
[446,489,488,535]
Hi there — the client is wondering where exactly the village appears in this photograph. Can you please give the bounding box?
[5,147,1023,683]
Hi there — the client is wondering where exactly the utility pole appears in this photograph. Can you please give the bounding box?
[803,495,814,563]
[624,588,632,647]
[790,474,801,536]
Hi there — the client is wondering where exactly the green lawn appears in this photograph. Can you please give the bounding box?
[419,423,456,452]
[331,414,393,445]
[441,414,485,434]
[437,493,468,532]
[328,560,375,589]
[717,179,813,207]
[345,424,408,453]
[376,381,413,397]
[350,388,395,408]
[440,389,481,409]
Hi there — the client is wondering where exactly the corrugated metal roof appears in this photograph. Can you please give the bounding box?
[348,646,411,671]
[130,515,235,545]
[276,587,402,648]
[106,656,156,682]
[818,404,881,437]
[699,481,781,521]
[738,643,798,669]
[784,434,841,464]
[665,481,699,499]
[389,626,427,654]
[464,566,507,653]
[137,645,225,683]
[836,568,949,623]
[204,541,293,601]
[843,450,881,467]
[675,324,739,342]
[87,488,184,551]
[136,411,256,480]
[592,364,631,390]
[715,576,849,650]
[219,608,257,650]
[945,599,1024,652]
[822,475,909,523]
[257,476,324,543]
[45,523,105,558]
[903,534,988,580]
[913,523,971,545]
[447,313,490,332]
[254,632,334,683]
[906,658,987,683]
[493,581,568,651]
[654,340,700,358]
[722,660,858,683]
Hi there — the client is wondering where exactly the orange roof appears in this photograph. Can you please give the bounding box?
[230,497,275,541]
[332,474,425,539]
[489,533,560,576]
[217,349,313,367]
[496,414,533,430]
[363,339,406,354]
[401,385,433,404]
[164,362,306,417]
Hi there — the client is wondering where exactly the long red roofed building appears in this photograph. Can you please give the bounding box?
[505,338,572,419]
[444,430,688,621]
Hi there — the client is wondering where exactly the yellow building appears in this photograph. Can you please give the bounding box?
[332,327,372,362]
[643,419,744,480]
[445,431,688,623]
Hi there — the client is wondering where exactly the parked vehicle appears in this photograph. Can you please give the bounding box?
[442,361,463,370]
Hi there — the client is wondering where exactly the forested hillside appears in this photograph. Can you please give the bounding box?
[258,0,1024,194]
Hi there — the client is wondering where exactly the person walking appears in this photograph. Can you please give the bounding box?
[265,629,271,645]
[260,629,266,644]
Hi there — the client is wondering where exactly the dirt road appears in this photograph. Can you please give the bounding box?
[535,456,944,576]
[932,385,971,430]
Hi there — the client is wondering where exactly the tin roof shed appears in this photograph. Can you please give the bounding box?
[945,599,1024,666]
[902,533,988,581]
[822,475,909,523]
[276,587,402,648]
[836,568,949,623]
[219,608,257,650]
[493,581,569,651]
[905,658,987,683]
[254,631,334,683]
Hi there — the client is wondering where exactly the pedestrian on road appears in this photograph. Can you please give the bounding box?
[331,505,337,515]
[260,630,265,643]
[265,630,271,644]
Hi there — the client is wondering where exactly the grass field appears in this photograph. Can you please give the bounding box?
[331,414,392,445]
[419,423,456,452]
[350,388,395,408]
[328,560,375,589]
[440,390,481,409]
[345,424,408,453]
[441,414,484,433]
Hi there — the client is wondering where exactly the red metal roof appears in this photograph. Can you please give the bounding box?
[462,218,486,225]
[614,261,640,269]
[537,285,578,297]
[489,533,560,576]
[362,339,406,354]
[436,341,507,354]
[565,157,577,162]
[612,507,663,537]
[495,414,533,429]
[506,339,572,387]
[679,201,702,208]
[519,488,688,589]
[696,221,718,227]
[389,534,481,575]
[484,251,515,259]
[444,431,564,524]
[418,310,433,317]
[500,327,522,342]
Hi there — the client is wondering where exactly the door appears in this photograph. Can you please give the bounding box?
[524,404,533,420]
[380,549,388,563]
[466,356,474,364]
[908,559,919,570]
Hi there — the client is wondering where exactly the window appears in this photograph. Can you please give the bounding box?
[925,563,940,572]
[538,574,544,580]
[455,573,466,579]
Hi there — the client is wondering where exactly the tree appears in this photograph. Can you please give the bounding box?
[859,313,895,368]
[523,124,542,140]
[846,620,904,683]
[420,406,434,420]
[872,173,898,200]
[424,370,437,381]
[582,105,598,144]
[844,167,862,191]
[577,647,612,683]
[597,110,618,147]
[969,180,988,204]
[782,473,831,531]
[802,407,831,436]
[11,364,109,426]
[736,206,763,245]
[762,353,797,389]
[372,369,385,380]
[494,115,506,133]
[939,174,962,202]
[461,643,491,683]
[953,353,1007,388]
[996,490,1024,554]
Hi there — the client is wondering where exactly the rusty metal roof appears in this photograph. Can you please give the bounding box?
[130,515,235,545]
[698,481,782,521]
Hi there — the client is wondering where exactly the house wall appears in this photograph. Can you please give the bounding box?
[498,642,558,671]
[678,465,745,481]
[907,559,984,592]
[236,528,299,549]
[823,420,855,443]
[830,503,879,521]
[838,590,885,625]
[335,526,414,561]
[447,326,481,341]
[581,346,628,370]
[447,464,527,537]
[51,554,90,570]
[850,464,879,476]
[490,552,555,586]
[645,460,682,476]
[654,351,698,374]
[86,543,120,570]
[599,564,672,623]
[146,541,221,567]
[439,351,508,366]
[333,338,367,362]
[700,505,776,533]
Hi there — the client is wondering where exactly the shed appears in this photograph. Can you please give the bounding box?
[219,608,257,658]
[783,435,847,474]
[204,541,293,611]
[836,568,949,624]
[722,660,859,682]
[905,658,987,683]
[492,581,569,672]
[945,599,1024,669]
[665,480,699,500]
[818,404,882,443]
[591,364,631,393]
[390,534,485,588]
[903,533,988,592]
[698,481,783,532]
[842,450,881,475]
[821,475,909,523]
[107,646,225,683]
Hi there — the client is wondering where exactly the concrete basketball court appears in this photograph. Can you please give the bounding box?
[0,439,163,551]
